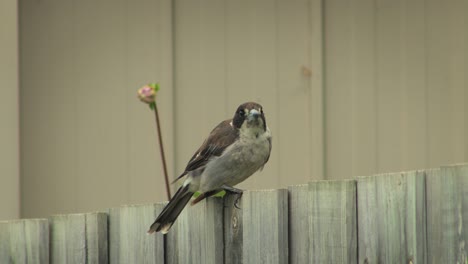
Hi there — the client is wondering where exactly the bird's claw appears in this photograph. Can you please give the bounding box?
[221,185,243,209]
[234,192,243,209]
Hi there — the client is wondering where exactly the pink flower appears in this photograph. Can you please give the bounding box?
[137,85,156,104]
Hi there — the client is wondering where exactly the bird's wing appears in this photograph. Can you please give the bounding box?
[173,119,239,183]
[265,136,272,164]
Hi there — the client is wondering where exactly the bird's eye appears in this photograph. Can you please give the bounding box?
[260,108,263,114]
[238,109,245,116]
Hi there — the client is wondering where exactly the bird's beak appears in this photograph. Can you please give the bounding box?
[248,109,260,121]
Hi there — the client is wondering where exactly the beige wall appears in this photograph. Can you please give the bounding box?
[20,0,173,218]
[0,0,19,220]
[325,0,468,179]
[173,0,324,191]
[18,0,468,218]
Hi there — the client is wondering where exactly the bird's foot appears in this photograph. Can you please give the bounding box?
[221,185,243,194]
[222,185,243,209]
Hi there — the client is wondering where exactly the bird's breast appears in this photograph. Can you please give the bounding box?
[198,130,271,192]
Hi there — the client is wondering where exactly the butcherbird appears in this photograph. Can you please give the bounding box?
[148,102,272,234]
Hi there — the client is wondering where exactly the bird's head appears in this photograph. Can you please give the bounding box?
[232,102,267,135]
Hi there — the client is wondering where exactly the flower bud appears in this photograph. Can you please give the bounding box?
[138,85,156,104]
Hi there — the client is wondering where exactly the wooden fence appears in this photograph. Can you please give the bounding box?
[1,164,468,263]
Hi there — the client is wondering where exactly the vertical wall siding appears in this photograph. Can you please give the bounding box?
[19,0,468,218]
[174,0,324,190]
[20,0,173,218]
[325,0,468,179]
[0,0,19,220]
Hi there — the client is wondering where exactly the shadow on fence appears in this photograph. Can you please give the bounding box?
[1,164,468,263]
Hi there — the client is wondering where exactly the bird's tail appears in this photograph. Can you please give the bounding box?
[148,184,193,234]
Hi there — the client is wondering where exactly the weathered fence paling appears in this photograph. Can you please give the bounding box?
[426,165,468,264]
[310,180,357,263]
[357,171,426,263]
[50,213,108,264]
[0,218,48,263]
[1,163,468,263]
[109,204,164,264]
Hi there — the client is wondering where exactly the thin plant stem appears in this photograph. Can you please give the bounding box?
[153,103,171,200]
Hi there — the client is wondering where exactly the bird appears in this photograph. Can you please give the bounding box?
[148,102,272,234]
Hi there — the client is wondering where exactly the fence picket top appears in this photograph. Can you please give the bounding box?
[0,218,49,263]
[440,162,468,168]
[166,197,224,264]
[242,189,288,264]
[288,184,310,264]
[308,179,357,264]
[3,163,468,264]
[0,218,48,224]
[426,165,468,264]
[109,202,165,264]
[224,193,244,264]
[50,211,108,264]
[357,170,426,264]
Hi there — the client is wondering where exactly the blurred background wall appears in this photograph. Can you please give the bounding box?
[0,0,19,220]
[3,0,466,219]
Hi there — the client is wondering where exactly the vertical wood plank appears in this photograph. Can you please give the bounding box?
[224,193,244,264]
[288,184,310,264]
[108,204,164,264]
[166,197,224,264]
[86,213,108,264]
[426,165,468,264]
[165,210,179,264]
[242,189,288,264]
[357,171,426,263]
[50,214,86,263]
[309,180,357,263]
[0,219,49,263]
[50,213,108,264]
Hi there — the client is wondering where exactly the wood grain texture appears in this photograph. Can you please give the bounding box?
[288,184,310,264]
[0,219,49,263]
[426,165,468,264]
[309,180,357,263]
[224,193,244,264]
[166,197,224,264]
[108,203,164,264]
[242,189,288,264]
[357,171,426,263]
[50,212,107,264]
[86,213,108,263]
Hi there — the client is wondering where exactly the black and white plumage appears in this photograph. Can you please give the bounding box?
[148,102,272,234]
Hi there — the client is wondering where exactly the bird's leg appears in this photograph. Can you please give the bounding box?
[221,185,243,194]
[221,185,243,209]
